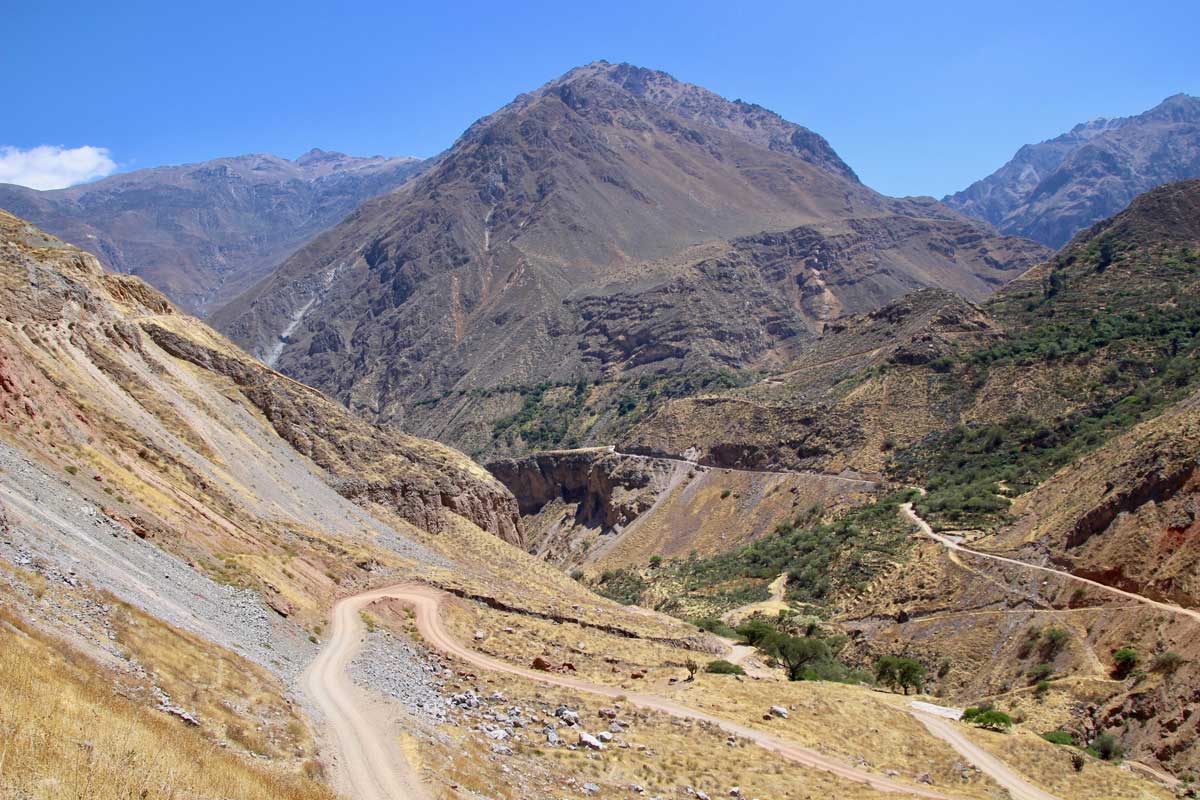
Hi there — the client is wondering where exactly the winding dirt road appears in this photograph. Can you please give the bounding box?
[303,588,431,800]
[311,583,957,800]
[901,502,1200,624]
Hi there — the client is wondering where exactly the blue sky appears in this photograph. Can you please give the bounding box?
[3,0,1197,197]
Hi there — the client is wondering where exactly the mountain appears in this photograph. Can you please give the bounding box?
[214,61,1048,457]
[3,207,1139,800]
[0,148,425,314]
[945,94,1200,246]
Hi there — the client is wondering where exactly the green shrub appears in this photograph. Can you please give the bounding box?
[693,617,737,639]
[1028,663,1054,684]
[1034,679,1052,699]
[1112,647,1139,677]
[1041,627,1070,657]
[971,710,1013,731]
[962,703,994,722]
[64,465,79,476]
[648,555,663,568]
[1151,651,1185,674]
[1041,730,1074,746]
[705,659,746,676]
[1090,733,1123,761]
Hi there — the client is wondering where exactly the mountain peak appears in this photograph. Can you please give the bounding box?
[294,147,347,165]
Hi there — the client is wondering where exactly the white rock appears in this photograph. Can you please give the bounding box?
[578,731,605,750]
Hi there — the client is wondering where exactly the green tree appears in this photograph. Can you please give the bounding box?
[897,658,926,695]
[875,655,925,694]
[768,634,831,682]
[736,618,775,647]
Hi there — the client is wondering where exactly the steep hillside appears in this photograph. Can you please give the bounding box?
[631,180,1200,484]
[945,94,1200,246]
[0,149,424,314]
[215,61,1047,456]
[0,209,724,796]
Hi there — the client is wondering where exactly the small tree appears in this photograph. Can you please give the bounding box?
[1092,733,1123,761]
[1151,651,1185,675]
[897,658,926,695]
[649,555,663,568]
[875,655,926,694]
[684,658,699,681]
[1071,752,1086,773]
[875,655,901,691]
[1040,627,1070,658]
[736,618,775,647]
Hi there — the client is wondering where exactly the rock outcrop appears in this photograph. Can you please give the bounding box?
[0,207,522,547]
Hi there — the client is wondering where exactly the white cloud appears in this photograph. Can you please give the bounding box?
[0,144,117,190]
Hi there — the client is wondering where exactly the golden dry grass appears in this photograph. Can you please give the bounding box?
[0,607,335,800]
[109,599,318,761]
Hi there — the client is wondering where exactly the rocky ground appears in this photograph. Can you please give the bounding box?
[0,440,315,680]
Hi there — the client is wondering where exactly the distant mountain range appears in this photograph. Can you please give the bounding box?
[212,61,1047,454]
[945,93,1200,246]
[0,149,424,314]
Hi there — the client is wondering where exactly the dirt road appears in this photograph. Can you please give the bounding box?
[721,571,791,625]
[303,588,432,800]
[911,712,1059,800]
[317,583,954,799]
[900,503,1200,624]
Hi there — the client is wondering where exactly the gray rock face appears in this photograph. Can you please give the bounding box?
[945,94,1200,247]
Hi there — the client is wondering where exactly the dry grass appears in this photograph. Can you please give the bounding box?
[109,599,317,761]
[959,725,1174,800]
[0,607,335,800]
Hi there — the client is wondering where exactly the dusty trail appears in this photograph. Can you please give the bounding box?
[608,445,879,487]
[721,571,791,625]
[317,583,954,799]
[901,503,1200,624]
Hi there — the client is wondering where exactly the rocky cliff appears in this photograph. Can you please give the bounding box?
[0,208,520,548]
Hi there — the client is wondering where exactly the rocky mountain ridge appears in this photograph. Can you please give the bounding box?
[0,149,425,314]
[945,93,1200,246]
